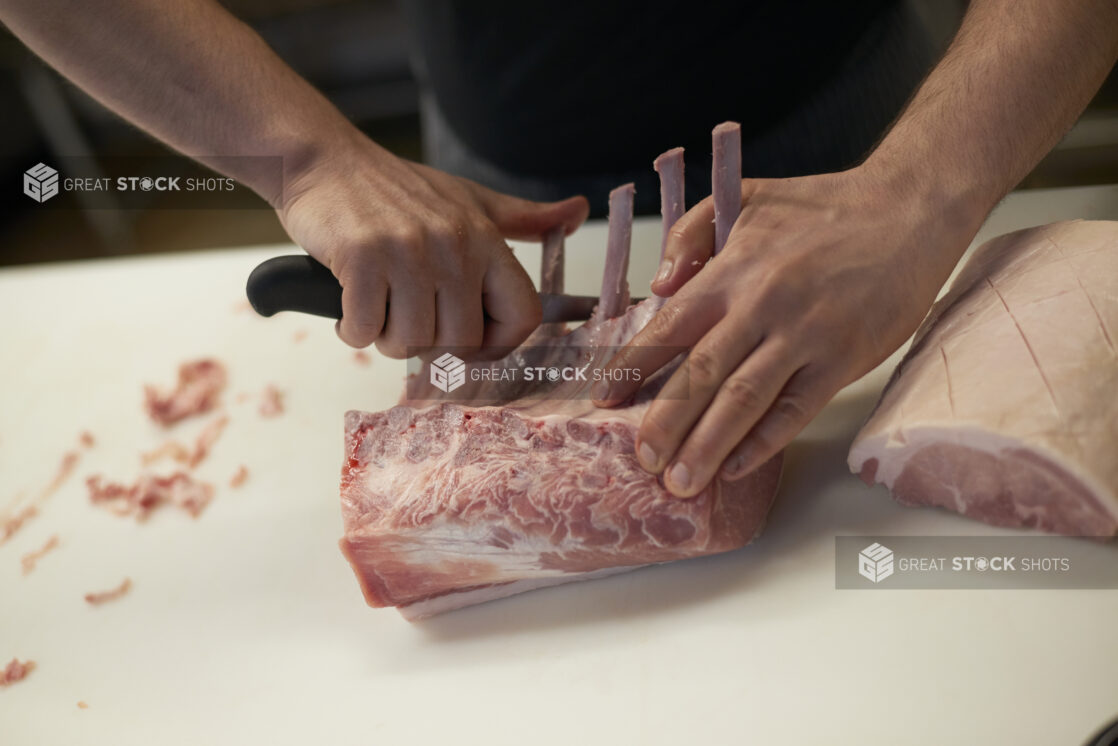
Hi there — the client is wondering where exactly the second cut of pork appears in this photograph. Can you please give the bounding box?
[848,220,1118,537]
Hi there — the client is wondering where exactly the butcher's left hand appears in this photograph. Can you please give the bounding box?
[592,165,984,497]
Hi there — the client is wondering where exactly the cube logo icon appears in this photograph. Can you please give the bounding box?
[24,163,60,203]
[430,352,466,393]
[858,542,894,583]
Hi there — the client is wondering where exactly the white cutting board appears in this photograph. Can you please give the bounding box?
[2,185,1117,745]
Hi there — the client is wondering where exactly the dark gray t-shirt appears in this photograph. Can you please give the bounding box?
[399,0,929,214]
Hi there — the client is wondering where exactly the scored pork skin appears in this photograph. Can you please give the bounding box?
[848,220,1118,537]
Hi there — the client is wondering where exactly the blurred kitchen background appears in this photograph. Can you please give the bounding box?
[0,0,1115,267]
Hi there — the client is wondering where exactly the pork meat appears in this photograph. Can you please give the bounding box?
[144,359,227,427]
[339,124,784,619]
[848,220,1118,537]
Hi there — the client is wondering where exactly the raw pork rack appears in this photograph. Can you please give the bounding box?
[340,124,783,619]
[849,220,1118,537]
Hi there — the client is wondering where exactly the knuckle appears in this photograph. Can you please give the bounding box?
[720,375,764,412]
[374,331,413,359]
[770,392,812,425]
[675,429,720,467]
[384,222,426,249]
[335,248,375,287]
[374,342,407,360]
[667,223,690,247]
[745,425,777,456]
[687,348,721,388]
[345,316,384,345]
[340,323,380,349]
[639,405,679,446]
[648,300,687,341]
[430,212,469,247]
[454,334,483,355]
[471,216,505,245]
[749,397,815,456]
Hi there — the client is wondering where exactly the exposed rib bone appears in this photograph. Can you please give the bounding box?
[540,225,567,335]
[712,121,742,254]
[540,225,565,295]
[599,183,634,319]
[653,147,685,261]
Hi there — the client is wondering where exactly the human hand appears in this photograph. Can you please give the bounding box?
[278,134,589,358]
[593,165,984,496]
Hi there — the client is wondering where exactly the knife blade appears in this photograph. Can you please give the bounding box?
[246,255,642,323]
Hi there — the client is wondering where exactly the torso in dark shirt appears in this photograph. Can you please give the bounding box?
[400,0,897,179]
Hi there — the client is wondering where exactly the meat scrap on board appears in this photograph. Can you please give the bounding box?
[144,359,227,427]
[849,220,1118,537]
[84,577,133,605]
[20,534,60,575]
[229,465,249,488]
[87,472,215,521]
[141,414,229,469]
[258,385,285,418]
[339,123,784,620]
[1,659,35,686]
[0,448,83,548]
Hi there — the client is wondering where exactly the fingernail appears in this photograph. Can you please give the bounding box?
[654,259,674,284]
[638,441,659,470]
[591,380,610,401]
[721,453,746,479]
[667,462,691,491]
[723,444,756,480]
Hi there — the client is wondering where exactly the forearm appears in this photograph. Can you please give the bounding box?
[866,0,1118,237]
[0,0,364,205]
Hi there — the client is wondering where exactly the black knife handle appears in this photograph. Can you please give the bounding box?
[246,255,343,319]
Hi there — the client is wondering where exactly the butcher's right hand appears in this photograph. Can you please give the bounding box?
[277,133,589,358]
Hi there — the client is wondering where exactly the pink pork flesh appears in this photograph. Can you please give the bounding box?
[339,123,784,619]
[849,220,1118,537]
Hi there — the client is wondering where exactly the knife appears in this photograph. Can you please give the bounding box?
[246,255,641,323]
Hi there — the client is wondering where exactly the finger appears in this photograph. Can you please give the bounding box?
[479,245,542,352]
[591,288,724,406]
[660,339,800,497]
[719,364,836,481]
[475,188,590,240]
[374,280,436,359]
[653,178,760,297]
[434,284,484,355]
[336,265,387,349]
[629,317,764,475]
[651,195,714,296]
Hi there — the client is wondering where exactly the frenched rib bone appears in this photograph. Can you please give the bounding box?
[653,147,685,261]
[598,183,635,319]
[540,225,567,335]
[712,122,742,255]
[540,225,565,295]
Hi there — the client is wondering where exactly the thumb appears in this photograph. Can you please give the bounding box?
[474,187,590,241]
[652,177,755,296]
[651,195,715,297]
